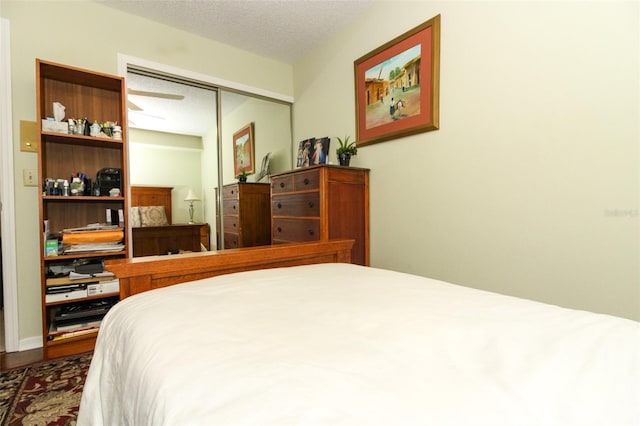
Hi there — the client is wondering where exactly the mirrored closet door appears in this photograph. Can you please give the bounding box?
[126,68,292,255]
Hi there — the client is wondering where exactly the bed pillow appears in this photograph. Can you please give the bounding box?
[130,207,141,227]
[139,206,169,227]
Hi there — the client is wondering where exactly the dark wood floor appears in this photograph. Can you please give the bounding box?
[1,348,44,371]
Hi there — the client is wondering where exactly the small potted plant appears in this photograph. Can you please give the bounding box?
[236,167,251,183]
[336,136,358,166]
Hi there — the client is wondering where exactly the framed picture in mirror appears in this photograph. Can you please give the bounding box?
[233,123,255,177]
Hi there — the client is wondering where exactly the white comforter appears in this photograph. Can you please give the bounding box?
[78,263,640,425]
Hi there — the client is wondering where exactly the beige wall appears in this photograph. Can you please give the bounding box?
[1,0,293,348]
[293,1,639,320]
[129,129,205,224]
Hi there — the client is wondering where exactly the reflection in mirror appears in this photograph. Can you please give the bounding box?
[220,90,292,186]
[126,70,218,256]
[215,90,292,250]
[126,68,292,256]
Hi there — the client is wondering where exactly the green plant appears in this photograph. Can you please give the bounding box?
[336,136,358,156]
[236,167,252,181]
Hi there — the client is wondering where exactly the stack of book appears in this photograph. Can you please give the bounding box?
[61,224,124,254]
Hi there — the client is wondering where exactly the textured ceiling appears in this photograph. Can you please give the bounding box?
[98,0,375,64]
[98,0,375,136]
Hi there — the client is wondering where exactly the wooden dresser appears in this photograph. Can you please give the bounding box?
[270,165,369,265]
[132,223,210,257]
[216,182,272,249]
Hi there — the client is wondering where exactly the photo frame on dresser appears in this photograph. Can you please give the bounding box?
[354,14,440,147]
[296,137,330,168]
[296,138,314,168]
[255,152,272,182]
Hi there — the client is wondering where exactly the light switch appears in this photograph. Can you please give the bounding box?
[23,169,37,186]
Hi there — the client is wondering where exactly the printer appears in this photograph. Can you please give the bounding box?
[96,168,121,196]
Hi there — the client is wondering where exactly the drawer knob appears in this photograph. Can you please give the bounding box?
[308,202,314,208]
[233,223,236,228]
[277,202,282,209]
[232,205,236,210]
[277,227,282,233]
[303,178,310,185]
[308,229,314,236]
[279,182,285,188]
[231,190,235,195]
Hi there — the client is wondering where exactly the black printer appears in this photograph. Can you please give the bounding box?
[96,168,121,196]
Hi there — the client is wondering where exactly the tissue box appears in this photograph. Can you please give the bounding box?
[41,120,69,134]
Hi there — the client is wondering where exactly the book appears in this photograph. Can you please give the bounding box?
[48,327,99,341]
[62,229,123,245]
[54,318,102,332]
[62,224,120,233]
[45,239,59,256]
[46,272,115,286]
[62,242,125,254]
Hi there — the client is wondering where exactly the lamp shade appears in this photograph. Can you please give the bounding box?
[184,189,200,202]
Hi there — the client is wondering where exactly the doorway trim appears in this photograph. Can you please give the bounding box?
[0,17,19,352]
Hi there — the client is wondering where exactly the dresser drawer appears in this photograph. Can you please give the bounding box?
[222,200,239,215]
[271,175,293,194]
[272,218,320,242]
[272,193,320,217]
[224,232,239,249]
[222,184,240,200]
[293,169,320,191]
[223,215,240,233]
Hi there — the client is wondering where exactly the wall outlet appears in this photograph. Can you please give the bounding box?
[23,169,37,186]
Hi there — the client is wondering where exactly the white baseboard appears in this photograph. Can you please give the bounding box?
[19,336,43,352]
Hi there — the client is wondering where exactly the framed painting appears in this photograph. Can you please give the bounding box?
[233,123,255,176]
[354,14,440,147]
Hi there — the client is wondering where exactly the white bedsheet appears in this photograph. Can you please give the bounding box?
[78,263,640,425]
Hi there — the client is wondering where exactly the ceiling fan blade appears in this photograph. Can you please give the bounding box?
[130,110,166,120]
[128,89,185,100]
[127,100,143,111]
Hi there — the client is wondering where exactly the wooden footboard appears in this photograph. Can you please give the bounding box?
[105,240,354,298]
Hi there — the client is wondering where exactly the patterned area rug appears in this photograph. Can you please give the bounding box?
[0,352,92,426]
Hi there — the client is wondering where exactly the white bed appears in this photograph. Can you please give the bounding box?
[78,263,640,425]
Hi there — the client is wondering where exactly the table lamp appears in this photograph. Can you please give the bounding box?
[184,189,200,224]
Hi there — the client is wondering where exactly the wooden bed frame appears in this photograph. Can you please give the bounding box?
[106,240,354,298]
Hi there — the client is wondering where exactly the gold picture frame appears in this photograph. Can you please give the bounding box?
[233,123,255,176]
[354,14,440,147]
